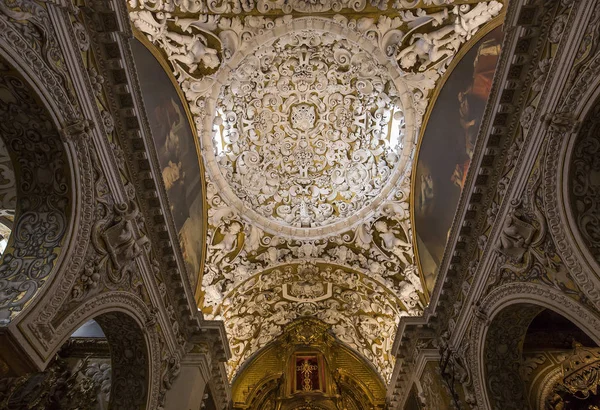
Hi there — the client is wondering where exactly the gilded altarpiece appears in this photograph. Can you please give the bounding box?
[232,319,386,410]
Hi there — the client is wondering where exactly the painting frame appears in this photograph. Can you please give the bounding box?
[131,33,209,303]
[410,17,505,299]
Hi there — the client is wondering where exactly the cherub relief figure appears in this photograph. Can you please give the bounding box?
[166,32,220,72]
[209,221,242,266]
[404,265,423,293]
[396,26,458,70]
[453,1,503,38]
[375,220,411,266]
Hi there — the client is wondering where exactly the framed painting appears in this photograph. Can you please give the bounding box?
[414,26,503,293]
[132,39,205,290]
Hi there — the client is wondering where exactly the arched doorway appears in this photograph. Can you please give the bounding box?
[0,311,149,410]
[482,302,600,410]
[522,309,600,410]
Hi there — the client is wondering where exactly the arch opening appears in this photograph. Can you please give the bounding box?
[0,55,72,325]
[0,311,149,410]
[568,98,600,271]
[483,304,600,410]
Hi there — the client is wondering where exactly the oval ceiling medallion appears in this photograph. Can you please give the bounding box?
[213,29,410,236]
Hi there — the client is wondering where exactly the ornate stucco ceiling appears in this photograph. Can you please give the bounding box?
[128,0,503,381]
[216,261,408,379]
[213,30,407,233]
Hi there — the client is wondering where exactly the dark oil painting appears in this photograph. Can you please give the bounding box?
[132,39,204,291]
[414,27,503,293]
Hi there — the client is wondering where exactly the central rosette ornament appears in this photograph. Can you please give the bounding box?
[215,30,405,229]
[291,103,317,131]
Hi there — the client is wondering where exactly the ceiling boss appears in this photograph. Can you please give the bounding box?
[129,0,503,382]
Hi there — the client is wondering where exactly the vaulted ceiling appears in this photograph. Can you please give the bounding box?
[128,0,504,381]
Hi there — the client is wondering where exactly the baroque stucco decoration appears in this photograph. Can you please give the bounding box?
[0,58,71,324]
[0,0,233,408]
[568,99,600,268]
[214,261,407,380]
[214,30,406,231]
[129,0,503,379]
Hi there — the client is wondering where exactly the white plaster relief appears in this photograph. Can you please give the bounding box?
[128,0,502,380]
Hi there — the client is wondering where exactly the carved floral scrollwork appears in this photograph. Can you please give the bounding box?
[487,166,582,302]
[70,147,150,302]
[0,66,70,324]
[95,312,148,410]
[0,356,111,409]
[482,305,543,410]
[569,102,600,266]
[393,2,502,71]
[0,138,16,220]
[129,0,503,388]
[0,0,77,121]
[202,179,421,310]
[92,201,150,287]
[129,2,502,122]
[468,282,600,410]
[543,60,600,309]
[211,261,410,380]
[439,331,477,407]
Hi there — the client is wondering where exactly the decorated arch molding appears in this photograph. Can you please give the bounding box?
[0,48,76,325]
[0,5,101,379]
[54,291,162,410]
[468,282,600,410]
[0,137,16,227]
[214,261,408,380]
[0,4,222,409]
[0,1,236,409]
[566,98,600,271]
[543,49,600,309]
[536,367,563,410]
